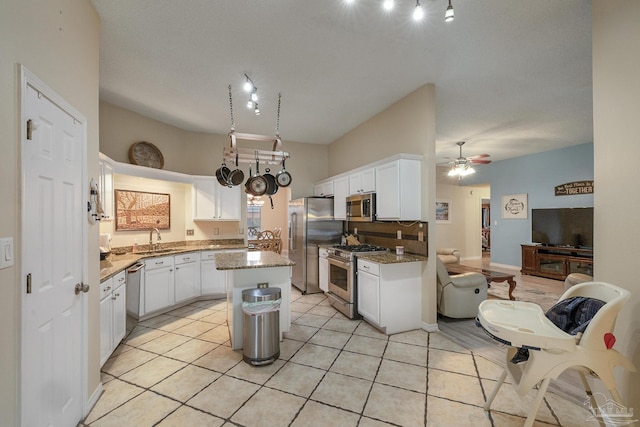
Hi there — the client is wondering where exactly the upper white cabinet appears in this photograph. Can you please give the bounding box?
[349,168,375,195]
[98,154,114,221]
[333,176,349,220]
[314,180,334,197]
[375,159,421,221]
[192,176,241,221]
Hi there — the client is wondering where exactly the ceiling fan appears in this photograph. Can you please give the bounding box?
[445,141,491,178]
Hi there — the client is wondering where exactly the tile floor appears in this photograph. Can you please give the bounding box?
[82,286,596,427]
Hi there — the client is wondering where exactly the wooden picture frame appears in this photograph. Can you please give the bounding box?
[115,189,170,230]
[435,199,451,223]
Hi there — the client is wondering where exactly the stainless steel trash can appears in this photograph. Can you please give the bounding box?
[242,287,281,366]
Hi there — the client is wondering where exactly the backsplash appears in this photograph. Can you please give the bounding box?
[345,221,428,256]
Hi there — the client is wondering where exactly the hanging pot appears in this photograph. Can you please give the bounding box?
[276,155,292,187]
[245,155,267,196]
[216,162,231,187]
[228,152,245,186]
[263,167,279,196]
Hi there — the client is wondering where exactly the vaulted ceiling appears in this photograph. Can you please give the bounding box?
[92,0,592,162]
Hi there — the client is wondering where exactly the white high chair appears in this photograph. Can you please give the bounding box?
[477,281,635,427]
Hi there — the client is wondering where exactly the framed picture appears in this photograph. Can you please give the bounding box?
[502,193,528,219]
[435,199,451,223]
[115,189,170,230]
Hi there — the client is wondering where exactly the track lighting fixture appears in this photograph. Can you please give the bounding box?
[445,0,454,22]
[346,1,454,24]
[412,0,424,21]
[243,74,260,115]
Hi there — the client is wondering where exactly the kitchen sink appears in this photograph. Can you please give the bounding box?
[138,248,174,255]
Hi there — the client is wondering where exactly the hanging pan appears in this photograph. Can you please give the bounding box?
[245,152,267,196]
[227,152,245,186]
[276,154,292,187]
[263,167,278,210]
[216,162,231,187]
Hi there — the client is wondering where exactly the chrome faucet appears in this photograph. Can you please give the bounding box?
[149,228,161,251]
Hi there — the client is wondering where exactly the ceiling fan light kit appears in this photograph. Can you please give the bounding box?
[447,141,491,179]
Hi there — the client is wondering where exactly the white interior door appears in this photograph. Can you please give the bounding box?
[21,73,86,427]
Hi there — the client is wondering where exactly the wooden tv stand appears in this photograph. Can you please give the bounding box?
[521,244,593,281]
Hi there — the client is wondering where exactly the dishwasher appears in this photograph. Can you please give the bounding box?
[125,262,144,319]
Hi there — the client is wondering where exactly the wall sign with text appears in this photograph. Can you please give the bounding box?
[555,181,594,196]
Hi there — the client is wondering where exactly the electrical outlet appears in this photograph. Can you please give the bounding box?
[397,230,402,239]
[186,229,194,236]
[214,228,219,235]
[354,227,358,235]
[418,231,424,242]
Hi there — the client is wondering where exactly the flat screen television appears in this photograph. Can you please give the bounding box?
[531,207,593,249]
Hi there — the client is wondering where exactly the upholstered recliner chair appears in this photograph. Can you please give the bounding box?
[436,248,460,264]
[436,257,487,318]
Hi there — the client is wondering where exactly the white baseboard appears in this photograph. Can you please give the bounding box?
[421,322,439,332]
[489,262,520,270]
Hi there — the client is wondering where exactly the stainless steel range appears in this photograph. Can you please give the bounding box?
[326,244,388,319]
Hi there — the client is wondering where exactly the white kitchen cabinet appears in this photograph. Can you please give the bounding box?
[192,176,241,221]
[375,159,421,220]
[318,247,329,293]
[98,154,114,221]
[100,271,127,366]
[357,262,380,324]
[333,176,349,220]
[349,168,375,195]
[143,255,175,315]
[174,253,201,303]
[314,180,334,197]
[356,258,422,334]
[201,249,246,296]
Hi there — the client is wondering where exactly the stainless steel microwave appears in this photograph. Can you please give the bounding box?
[346,193,376,222]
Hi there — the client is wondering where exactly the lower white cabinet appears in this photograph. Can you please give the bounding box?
[143,255,175,315]
[174,253,201,303]
[100,271,127,366]
[201,249,246,296]
[357,258,422,334]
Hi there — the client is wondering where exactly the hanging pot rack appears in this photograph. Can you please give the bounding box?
[224,131,289,166]
[224,85,289,166]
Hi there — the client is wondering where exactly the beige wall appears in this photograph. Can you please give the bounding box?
[593,0,640,411]
[436,170,490,260]
[0,0,100,425]
[327,84,438,326]
[100,101,330,200]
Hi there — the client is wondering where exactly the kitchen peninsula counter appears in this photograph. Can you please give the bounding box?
[357,252,426,264]
[99,242,247,281]
[222,251,294,350]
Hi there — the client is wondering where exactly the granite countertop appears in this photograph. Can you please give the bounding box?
[100,243,247,281]
[214,250,295,270]
[356,252,427,264]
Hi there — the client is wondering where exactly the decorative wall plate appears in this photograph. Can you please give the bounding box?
[128,141,165,169]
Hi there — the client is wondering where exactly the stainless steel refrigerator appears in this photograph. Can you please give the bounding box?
[289,197,343,294]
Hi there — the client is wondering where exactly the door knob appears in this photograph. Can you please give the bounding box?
[74,282,90,295]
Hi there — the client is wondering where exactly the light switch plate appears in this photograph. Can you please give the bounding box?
[0,237,14,269]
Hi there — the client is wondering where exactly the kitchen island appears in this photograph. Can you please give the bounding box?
[216,251,295,350]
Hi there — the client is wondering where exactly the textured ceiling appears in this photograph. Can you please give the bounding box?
[91,0,592,162]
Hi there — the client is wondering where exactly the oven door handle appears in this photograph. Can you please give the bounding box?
[328,256,351,268]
